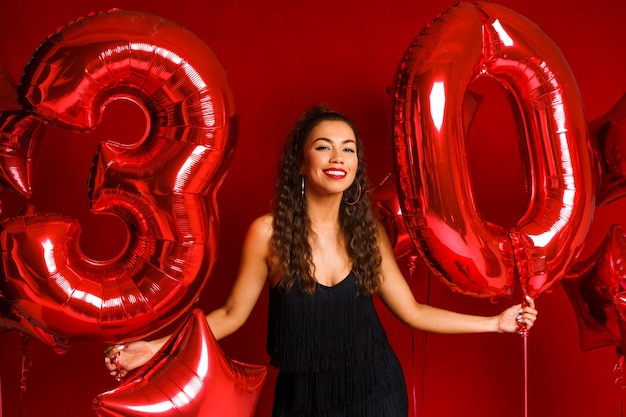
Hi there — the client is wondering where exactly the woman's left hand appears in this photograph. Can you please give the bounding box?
[496,296,538,333]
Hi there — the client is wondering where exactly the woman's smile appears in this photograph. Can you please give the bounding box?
[323,169,347,179]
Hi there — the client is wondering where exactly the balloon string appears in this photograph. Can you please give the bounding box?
[519,294,529,417]
[411,316,417,417]
[420,276,430,417]
[408,257,417,417]
[523,334,528,417]
[408,255,426,417]
[412,257,430,417]
[19,334,31,417]
[410,326,430,417]
[0,368,3,417]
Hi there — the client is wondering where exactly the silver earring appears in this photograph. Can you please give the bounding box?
[343,182,362,206]
[301,176,305,198]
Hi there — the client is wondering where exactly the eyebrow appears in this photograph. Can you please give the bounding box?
[312,137,357,145]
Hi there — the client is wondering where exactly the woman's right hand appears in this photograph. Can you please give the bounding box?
[104,338,166,380]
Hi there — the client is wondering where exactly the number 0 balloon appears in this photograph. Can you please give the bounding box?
[0,9,237,343]
[391,1,595,299]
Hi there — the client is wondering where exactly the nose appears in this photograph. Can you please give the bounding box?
[330,149,343,163]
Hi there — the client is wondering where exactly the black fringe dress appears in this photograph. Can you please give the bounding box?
[267,271,408,416]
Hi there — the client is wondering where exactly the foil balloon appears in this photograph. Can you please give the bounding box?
[613,339,626,388]
[0,111,46,198]
[0,60,20,110]
[0,61,45,198]
[613,293,626,388]
[561,224,626,351]
[391,1,595,299]
[0,62,47,343]
[1,9,237,343]
[589,92,626,206]
[373,91,483,262]
[0,293,68,352]
[371,173,415,260]
[93,309,267,417]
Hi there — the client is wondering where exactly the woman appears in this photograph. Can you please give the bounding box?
[105,106,537,416]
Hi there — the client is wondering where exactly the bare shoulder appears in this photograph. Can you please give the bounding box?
[249,213,273,235]
[374,220,392,246]
[244,213,274,248]
[374,219,387,235]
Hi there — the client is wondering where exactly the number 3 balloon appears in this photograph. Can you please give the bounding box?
[0,9,237,343]
[392,1,596,299]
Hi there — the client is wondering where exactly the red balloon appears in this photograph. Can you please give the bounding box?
[371,173,415,260]
[0,10,237,343]
[561,224,626,351]
[613,334,626,387]
[0,61,46,198]
[0,111,46,198]
[0,60,20,110]
[0,63,48,343]
[0,292,68,352]
[589,92,626,206]
[93,309,267,417]
[391,1,595,299]
[613,293,626,388]
[373,91,484,263]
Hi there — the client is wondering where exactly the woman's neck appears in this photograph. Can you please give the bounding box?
[305,194,342,227]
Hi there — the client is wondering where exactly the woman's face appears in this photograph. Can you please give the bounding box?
[300,120,359,198]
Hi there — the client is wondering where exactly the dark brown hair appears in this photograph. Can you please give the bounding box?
[270,106,382,294]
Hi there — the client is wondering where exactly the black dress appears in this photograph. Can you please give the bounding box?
[267,271,408,416]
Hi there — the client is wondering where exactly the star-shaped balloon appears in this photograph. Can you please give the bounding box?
[612,291,626,387]
[589,92,626,206]
[561,224,626,351]
[0,61,45,198]
[0,110,46,198]
[0,292,68,352]
[0,61,19,111]
[93,309,267,417]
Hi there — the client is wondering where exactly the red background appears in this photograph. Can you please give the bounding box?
[1,1,626,416]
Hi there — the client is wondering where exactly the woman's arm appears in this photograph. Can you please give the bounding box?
[374,223,537,334]
[104,214,273,378]
[205,214,272,339]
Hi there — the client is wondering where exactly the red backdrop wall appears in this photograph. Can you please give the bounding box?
[1,1,625,416]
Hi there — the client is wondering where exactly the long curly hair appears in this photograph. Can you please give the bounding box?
[270,106,382,295]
